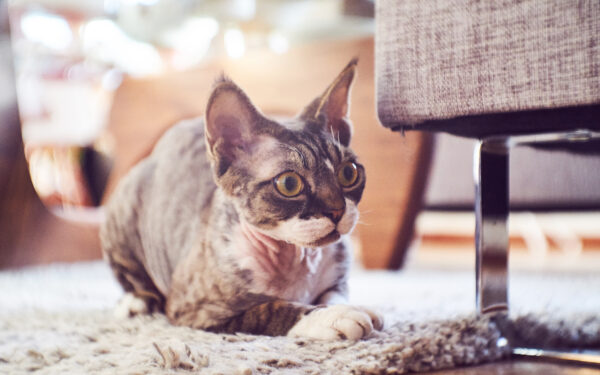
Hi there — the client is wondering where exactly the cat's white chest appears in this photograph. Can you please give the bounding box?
[235,233,342,304]
[273,247,334,303]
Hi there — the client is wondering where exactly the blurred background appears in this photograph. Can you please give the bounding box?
[6,0,373,212]
[1,0,599,271]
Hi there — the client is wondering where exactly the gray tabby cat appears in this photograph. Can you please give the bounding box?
[100,59,383,340]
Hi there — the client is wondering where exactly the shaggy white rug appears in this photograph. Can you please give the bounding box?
[0,261,599,374]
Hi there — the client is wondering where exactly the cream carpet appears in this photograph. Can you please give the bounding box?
[0,261,599,374]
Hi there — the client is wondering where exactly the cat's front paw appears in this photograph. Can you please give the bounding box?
[287,305,383,340]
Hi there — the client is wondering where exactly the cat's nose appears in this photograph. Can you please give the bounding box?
[324,208,344,224]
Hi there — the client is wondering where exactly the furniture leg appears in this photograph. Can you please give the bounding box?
[474,139,509,314]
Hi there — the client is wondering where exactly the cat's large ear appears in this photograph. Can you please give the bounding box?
[298,58,357,146]
[205,77,264,176]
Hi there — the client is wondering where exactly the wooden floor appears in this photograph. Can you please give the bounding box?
[429,360,600,374]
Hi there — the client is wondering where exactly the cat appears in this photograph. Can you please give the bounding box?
[100,59,383,340]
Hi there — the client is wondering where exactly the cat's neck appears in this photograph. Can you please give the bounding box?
[238,220,323,272]
[211,191,321,272]
[239,220,297,255]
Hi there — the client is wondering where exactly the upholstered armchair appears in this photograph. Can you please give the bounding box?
[375,0,599,320]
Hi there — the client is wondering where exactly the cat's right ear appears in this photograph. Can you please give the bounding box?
[205,77,262,176]
[297,58,357,146]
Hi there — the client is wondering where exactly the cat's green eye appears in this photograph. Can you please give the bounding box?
[274,171,304,197]
[338,162,359,187]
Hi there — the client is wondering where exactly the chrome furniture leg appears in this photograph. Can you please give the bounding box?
[474,139,509,314]
[476,131,600,367]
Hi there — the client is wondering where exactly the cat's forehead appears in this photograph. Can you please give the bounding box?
[273,118,340,146]
[273,117,328,134]
[281,124,355,172]
[278,118,306,132]
[243,124,348,182]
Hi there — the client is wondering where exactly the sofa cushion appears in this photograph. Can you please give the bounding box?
[376,0,600,137]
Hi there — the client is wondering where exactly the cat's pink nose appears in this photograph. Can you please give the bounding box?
[325,208,344,224]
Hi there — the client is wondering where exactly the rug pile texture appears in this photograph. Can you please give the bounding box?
[0,261,598,374]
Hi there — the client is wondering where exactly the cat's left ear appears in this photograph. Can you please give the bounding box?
[298,58,357,146]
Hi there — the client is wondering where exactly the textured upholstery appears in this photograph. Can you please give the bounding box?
[376,0,600,137]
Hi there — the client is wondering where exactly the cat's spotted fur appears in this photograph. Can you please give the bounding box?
[100,60,383,339]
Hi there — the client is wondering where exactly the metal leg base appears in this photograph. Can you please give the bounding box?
[513,348,600,367]
[473,131,600,365]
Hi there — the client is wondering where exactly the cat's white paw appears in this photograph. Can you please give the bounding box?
[287,305,383,340]
[114,292,149,319]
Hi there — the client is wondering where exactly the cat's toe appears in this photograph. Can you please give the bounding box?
[114,292,149,319]
[287,305,379,340]
[333,315,371,340]
[362,307,384,331]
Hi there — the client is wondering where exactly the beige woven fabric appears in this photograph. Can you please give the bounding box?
[376,0,600,128]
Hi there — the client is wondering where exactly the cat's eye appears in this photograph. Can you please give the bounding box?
[337,161,359,187]
[274,171,304,197]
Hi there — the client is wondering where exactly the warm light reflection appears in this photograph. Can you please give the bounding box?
[268,31,289,54]
[163,17,219,70]
[134,0,160,5]
[27,147,94,209]
[224,28,245,59]
[21,12,73,51]
[81,18,164,76]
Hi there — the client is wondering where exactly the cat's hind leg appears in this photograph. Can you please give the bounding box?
[100,159,166,317]
[103,241,165,317]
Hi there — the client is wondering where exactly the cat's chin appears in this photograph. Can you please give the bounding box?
[303,230,341,248]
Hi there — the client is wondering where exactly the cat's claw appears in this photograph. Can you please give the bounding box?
[114,292,150,319]
[287,305,384,340]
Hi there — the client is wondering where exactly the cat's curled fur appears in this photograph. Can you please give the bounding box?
[100,60,383,340]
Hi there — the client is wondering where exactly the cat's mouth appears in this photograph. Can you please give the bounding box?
[309,229,340,247]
